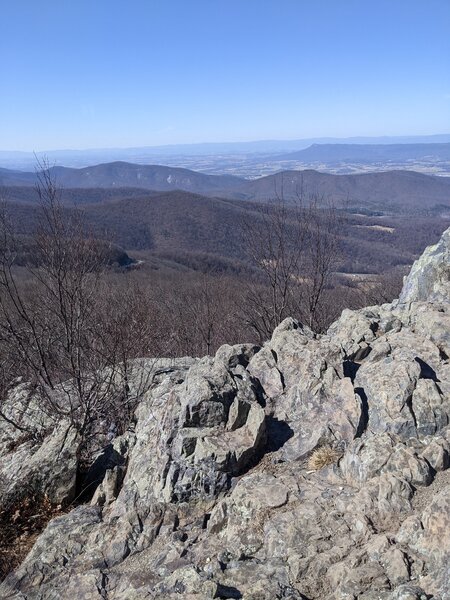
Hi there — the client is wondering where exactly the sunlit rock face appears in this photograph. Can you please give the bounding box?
[1,228,450,600]
[400,226,450,304]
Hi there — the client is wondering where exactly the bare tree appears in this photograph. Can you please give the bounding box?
[241,192,342,340]
[357,268,405,306]
[242,197,305,341]
[0,163,149,457]
[301,196,342,329]
[151,272,243,357]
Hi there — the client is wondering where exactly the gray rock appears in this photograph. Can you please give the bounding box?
[400,226,450,303]
[2,227,450,599]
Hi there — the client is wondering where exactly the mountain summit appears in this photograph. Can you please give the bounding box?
[0,228,450,599]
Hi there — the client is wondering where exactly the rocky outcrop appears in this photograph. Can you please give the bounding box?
[400,226,450,303]
[0,228,450,599]
[0,382,79,508]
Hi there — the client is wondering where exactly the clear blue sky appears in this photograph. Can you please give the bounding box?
[1,0,449,151]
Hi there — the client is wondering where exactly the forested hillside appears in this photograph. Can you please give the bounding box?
[2,188,449,274]
[2,163,450,214]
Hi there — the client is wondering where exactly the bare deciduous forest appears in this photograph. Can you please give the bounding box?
[0,168,408,463]
[2,2,450,596]
[0,166,427,577]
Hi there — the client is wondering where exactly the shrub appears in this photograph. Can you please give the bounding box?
[307,445,341,470]
[0,491,61,580]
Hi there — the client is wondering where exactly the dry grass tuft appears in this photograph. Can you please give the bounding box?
[307,445,341,471]
[0,491,61,580]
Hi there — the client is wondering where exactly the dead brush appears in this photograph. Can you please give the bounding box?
[0,491,61,580]
[307,445,341,471]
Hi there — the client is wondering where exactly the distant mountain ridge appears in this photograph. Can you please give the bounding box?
[279,142,450,162]
[2,162,450,215]
[1,134,450,169]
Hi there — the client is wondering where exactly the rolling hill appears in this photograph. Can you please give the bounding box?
[2,190,449,275]
[1,162,450,215]
[0,185,157,205]
[231,169,450,214]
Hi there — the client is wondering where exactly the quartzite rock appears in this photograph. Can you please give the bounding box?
[1,228,450,599]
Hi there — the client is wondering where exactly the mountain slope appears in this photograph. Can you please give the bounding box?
[0,185,159,205]
[1,162,450,214]
[0,162,243,194]
[3,190,449,274]
[232,169,450,213]
[0,167,37,187]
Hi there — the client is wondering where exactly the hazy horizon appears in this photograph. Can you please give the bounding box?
[1,0,449,151]
[1,133,450,156]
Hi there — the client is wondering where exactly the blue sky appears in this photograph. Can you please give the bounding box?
[1,0,449,150]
